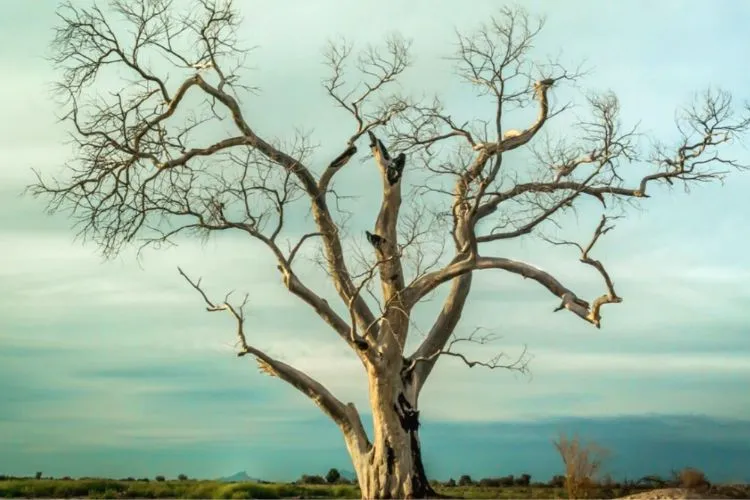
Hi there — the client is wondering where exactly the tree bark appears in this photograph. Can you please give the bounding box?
[348,363,440,499]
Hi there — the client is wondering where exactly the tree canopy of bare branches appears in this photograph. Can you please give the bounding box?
[31,1,750,498]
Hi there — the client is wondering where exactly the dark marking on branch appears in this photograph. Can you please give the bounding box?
[394,393,420,432]
[368,130,391,161]
[378,139,391,161]
[391,391,438,498]
[328,145,357,171]
[353,338,369,351]
[387,153,406,185]
[365,230,386,250]
[409,430,432,498]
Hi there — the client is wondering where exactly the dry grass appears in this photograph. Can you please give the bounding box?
[553,432,610,499]
[677,467,709,490]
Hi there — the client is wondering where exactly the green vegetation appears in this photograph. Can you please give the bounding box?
[0,470,747,499]
[0,478,359,499]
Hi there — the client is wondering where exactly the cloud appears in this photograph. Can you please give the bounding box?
[2,0,750,479]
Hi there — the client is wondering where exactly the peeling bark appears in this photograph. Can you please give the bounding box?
[349,363,439,499]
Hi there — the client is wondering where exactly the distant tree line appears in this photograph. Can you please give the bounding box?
[0,467,715,490]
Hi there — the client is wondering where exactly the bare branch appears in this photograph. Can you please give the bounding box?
[406,327,529,375]
[33,0,382,346]
[322,34,412,141]
[403,250,619,329]
[408,274,472,394]
[177,266,370,449]
[541,215,622,327]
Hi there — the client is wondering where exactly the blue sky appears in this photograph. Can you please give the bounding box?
[1,0,750,483]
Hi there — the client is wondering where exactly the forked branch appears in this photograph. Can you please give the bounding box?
[406,328,529,375]
[319,36,411,193]
[177,266,369,446]
[542,215,622,327]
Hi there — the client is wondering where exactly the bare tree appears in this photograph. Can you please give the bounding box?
[31,1,749,498]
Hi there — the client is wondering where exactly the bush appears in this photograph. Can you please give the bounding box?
[515,473,531,486]
[178,474,188,481]
[679,467,709,489]
[325,468,341,484]
[548,475,566,488]
[637,474,667,488]
[155,475,166,482]
[457,474,473,486]
[478,477,501,487]
[553,432,609,499]
[299,474,326,485]
[444,478,456,487]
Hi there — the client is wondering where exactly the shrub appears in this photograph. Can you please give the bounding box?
[515,473,531,486]
[619,478,638,496]
[679,467,709,489]
[325,468,341,484]
[548,475,566,488]
[178,474,188,481]
[183,481,219,498]
[553,432,609,499]
[444,478,456,487]
[299,474,326,485]
[478,477,502,487]
[155,475,166,482]
[457,474,473,486]
[637,474,667,488]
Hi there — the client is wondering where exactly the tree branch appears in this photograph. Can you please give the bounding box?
[404,249,622,328]
[366,131,411,352]
[178,266,370,448]
[408,274,472,394]
[541,215,622,327]
[406,328,529,375]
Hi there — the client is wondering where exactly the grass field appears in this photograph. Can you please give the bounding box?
[1,477,748,499]
[0,478,578,499]
[0,477,657,499]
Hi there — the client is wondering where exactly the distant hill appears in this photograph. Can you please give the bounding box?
[217,471,261,483]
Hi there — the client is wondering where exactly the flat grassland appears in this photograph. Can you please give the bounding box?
[0,478,561,499]
[1,478,748,499]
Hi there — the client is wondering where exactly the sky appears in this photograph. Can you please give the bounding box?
[1,0,750,484]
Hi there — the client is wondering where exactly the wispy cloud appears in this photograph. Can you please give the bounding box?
[1,0,749,480]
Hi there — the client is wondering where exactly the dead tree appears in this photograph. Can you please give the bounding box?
[31,1,749,498]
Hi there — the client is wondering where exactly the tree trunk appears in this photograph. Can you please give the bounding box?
[347,367,441,499]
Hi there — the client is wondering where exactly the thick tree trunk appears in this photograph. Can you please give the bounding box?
[347,367,440,499]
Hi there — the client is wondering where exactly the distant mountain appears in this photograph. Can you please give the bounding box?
[218,471,260,483]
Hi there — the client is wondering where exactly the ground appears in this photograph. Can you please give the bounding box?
[0,478,748,499]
